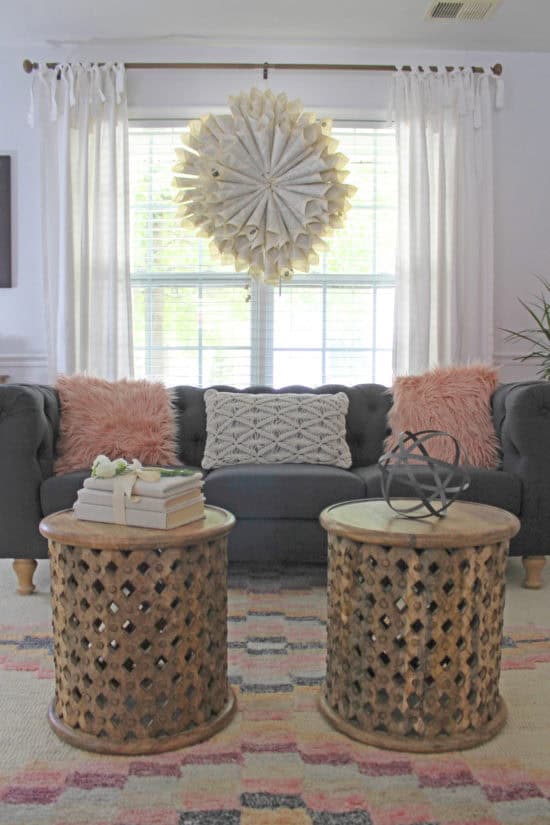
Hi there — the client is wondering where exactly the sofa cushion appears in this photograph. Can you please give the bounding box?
[204,464,366,519]
[41,470,91,516]
[54,375,180,475]
[226,518,327,564]
[202,389,352,469]
[351,465,522,515]
[172,384,392,468]
[386,365,500,468]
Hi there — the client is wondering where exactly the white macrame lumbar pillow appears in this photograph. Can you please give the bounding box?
[201,389,352,470]
[172,88,357,285]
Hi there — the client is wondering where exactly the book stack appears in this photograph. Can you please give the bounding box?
[73,472,205,529]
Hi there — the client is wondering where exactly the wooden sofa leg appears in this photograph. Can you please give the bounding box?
[12,559,38,595]
[522,556,546,589]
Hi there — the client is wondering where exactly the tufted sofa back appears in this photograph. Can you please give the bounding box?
[171,384,393,469]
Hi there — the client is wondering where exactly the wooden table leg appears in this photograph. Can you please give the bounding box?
[13,559,38,595]
[522,556,546,589]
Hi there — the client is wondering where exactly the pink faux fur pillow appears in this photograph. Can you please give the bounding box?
[55,375,179,475]
[385,365,501,468]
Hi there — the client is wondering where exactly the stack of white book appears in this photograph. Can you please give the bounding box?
[74,472,205,529]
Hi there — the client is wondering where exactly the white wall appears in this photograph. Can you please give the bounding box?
[0,41,548,382]
[0,48,47,381]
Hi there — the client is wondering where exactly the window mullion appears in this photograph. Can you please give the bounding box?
[263,284,274,386]
[251,281,274,386]
[322,284,327,384]
[250,281,261,385]
[145,284,153,377]
[145,133,155,378]
[372,129,379,382]
[198,280,203,387]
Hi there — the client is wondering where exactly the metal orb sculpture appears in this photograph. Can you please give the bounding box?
[172,87,356,285]
[378,430,470,519]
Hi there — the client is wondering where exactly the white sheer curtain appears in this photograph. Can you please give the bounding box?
[390,68,503,375]
[29,62,133,380]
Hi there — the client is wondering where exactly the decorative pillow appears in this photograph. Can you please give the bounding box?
[385,364,500,468]
[202,390,352,469]
[54,375,179,475]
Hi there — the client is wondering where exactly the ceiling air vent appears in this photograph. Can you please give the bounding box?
[426,0,501,21]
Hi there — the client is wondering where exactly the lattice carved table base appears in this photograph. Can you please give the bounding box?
[45,511,236,755]
[319,500,518,753]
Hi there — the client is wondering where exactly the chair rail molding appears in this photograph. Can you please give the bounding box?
[493,350,541,381]
[0,353,48,383]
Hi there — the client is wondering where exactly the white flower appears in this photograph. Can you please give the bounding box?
[91,455,128,479]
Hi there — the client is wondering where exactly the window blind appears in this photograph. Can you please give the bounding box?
[129,124,397,388]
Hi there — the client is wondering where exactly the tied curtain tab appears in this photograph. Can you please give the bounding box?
[29,63,133,380]
[28,62,503,382]
[390,67,504,375]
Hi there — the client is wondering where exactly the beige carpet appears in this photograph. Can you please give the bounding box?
[0,557,549,825]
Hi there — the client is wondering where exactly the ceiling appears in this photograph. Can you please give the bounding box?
[4,0,550,53]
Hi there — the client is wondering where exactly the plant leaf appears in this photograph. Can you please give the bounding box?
[499,277,550,377]
[517,299,550,341]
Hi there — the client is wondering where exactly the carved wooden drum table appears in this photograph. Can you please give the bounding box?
[39,506,236,755]
[319,499,520,753]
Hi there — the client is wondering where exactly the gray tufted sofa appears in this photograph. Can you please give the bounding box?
[1,381,548,593]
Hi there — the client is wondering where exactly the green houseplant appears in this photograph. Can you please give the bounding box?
[503,276,550,380]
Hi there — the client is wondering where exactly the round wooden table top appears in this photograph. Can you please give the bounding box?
[39,506,235,550]
[320,498,520,549]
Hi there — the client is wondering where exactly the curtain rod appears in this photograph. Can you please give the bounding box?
[22,59,503,79]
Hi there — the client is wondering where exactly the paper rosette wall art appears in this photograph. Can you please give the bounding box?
[172,88,357,285]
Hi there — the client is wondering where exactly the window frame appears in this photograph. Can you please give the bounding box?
[129,118,396,388]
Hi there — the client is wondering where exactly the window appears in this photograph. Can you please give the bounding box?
[130,124,397,388]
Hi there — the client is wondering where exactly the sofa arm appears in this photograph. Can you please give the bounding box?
[492,381,550,557]
[0,384,59,560]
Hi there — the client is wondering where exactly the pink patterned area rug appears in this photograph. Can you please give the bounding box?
[1,567,549,825]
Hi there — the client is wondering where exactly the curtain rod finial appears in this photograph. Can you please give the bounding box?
[23,59,35,74]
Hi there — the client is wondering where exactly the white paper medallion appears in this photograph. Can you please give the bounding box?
[172,88,357,285]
